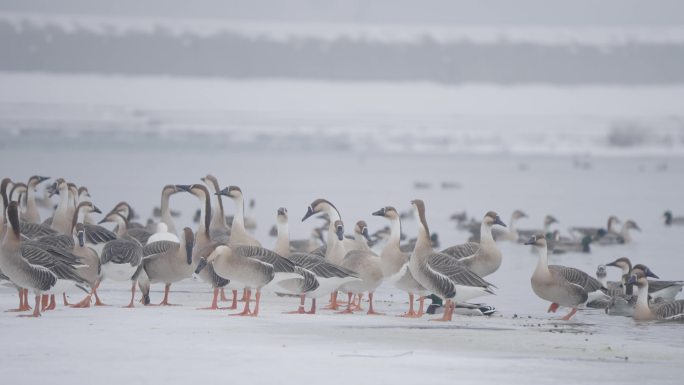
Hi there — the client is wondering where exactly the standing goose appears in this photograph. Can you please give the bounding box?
[69,202,108,308]
[0,202,88,317]
[517,215,558,243]
[629,272,684,321]
[342,221,372,252]
[97,212,144,307]
[179,184,232,310]
[107,202,153,244]
[155,184,183,237]
[49,178,73,235]
[201,175,231,243]
[217,186,261,247]
[441,211,506,277]
[139,227,195,306]
[526,234,605,320]
[408,199,495,321]
[372,206,428,317]
[195,245,274,316]
[664,211,684,226]
[302,198,349,310]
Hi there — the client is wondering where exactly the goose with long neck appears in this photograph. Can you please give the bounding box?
[629,272,684,321]
[342,220,372,252]
[179,184,232,310]
[302,198,348,310]
[517,215,558,242]
[158,184,182,236]
[526,234,606,320]
[106,202,152,244]
[498,210,527,242]
[1,177,12,237]
[408,199,495,321]
[372,206,428,317]
[69,202,108,308]
[9,182,27,218]
[441,211,506,277]
[139,227,195,306]
[96,212,144,308]
[50,178,72,235]
[201,174,231,242]
[0,202,88,317]
[217,185,260,247]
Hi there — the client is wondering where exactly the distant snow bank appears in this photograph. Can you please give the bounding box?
[0,72,682,156]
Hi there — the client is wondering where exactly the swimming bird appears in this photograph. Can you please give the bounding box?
[408,199,495,321]
[595,220,640,245]
[526,234,606,320]
[663,211,684,226]
[372,206,428,317]
[517,215,558,243]
[494,210,527,242]
[570,215,621,239]
[629,272,684,321]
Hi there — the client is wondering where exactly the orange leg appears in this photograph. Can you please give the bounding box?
[231,289,252,316]
[250,289,262,317]
[306,298,317,314]
[6,288,29,312]
[159,284,179,306]
[123,282,136,308]
[352,293,364,311]
[62,293,70,306]
[560,307,578,321]
[19,295,42,318]
[198,288,222,310]
[367,292,385,315]
[416,296,425,317]
[41,294,49,311]
[430,299,454,322]
[547,303,560,313]
[323,291,341,310]
[45,295,57,311]
[71,294,92,308]
[91,281,108,306]
[337,292,354,314]
[240,288,250,302]
[398,293,417,317]
[228,290,238,310]
[285,294,307,314]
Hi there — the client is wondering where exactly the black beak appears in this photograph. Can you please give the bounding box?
[216,187,229,196]
[633,224,642,232]
[494,217,506,227]
[175,184,191,192]
[277,207,286,216]
[38,176,50,184]
[645,268,659,279]
[605,261,617,267]
[92,206,102,214]
[336,227,344,241]
[194,257,208,274]
[185,242,194,265]
[524,237,536,245]
[302,206,315,222]
[372,208,385,217]
[97,218,107,225]
[626,275,637,285]
[77,231,85,247]
[362,227,372,242]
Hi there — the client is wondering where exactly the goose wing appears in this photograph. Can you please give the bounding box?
[427,252,494,290]
[19,221,57,239]
[289,253,358,278]
[653,300,684,321]
[143,240,180,259]
[101,239,142,266]
[549,265,603,292]
[234,246,296,273]
[440,242,480,261]
[20,244,86,285]
[35,234,74,249]
[84,224,117,244]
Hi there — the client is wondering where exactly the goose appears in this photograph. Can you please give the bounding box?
[596,220,640,245]
[441,211,506,277]
[195,245,274,316]
[548,232,593,254]
[139,227,195,306]
[494,210,527,242]
[178,184,232,310]
[526,234,607,320]
[302,198,349,310]
[372,206,428,317]
[106,202,152,244]
[22,176,50,224]
[629,272,684,321]
[201,175,231,243]
[0,202,88,317]
[97,212,144,307]
[586,265,623,309]
[274,207,356,314]
[146,223,179,244]
[155,184,183,236]
[217,186,260,247]
[408,199,495,321]
[336,219,384,315]
[517,215,558,242]
[605,257,682,299]
[342,220,372,252]
[664,211,684,226]
[49,178,73,235]
[570,215,621,239]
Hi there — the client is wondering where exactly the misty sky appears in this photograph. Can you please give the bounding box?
[1,0,684,26]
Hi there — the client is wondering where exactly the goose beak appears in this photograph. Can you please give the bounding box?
[626,275,637,285]
[362,227,372,242]
[194,257,208,274]
[175,184,191,192]
[38,176,50,184]
[605,261,617,267]
[633,223,642,232]
[494,217,506,227]
[523,237,536,245]
[645,268,659,279]
[185,242,194,265]
[372,208,385,216]
[336,227,344,241]
[302,206,315,222]
[77,231,85,248]
[92,206,102,214]
[97,218,107,225]
[216,187,229,196]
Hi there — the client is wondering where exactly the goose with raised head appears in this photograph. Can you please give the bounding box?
[178,184,232,310]
[216,186,260,247]
[441,211,506,278]
[106,202,152,244]
[517,215,558,243]
[0,202,88,317]
[195,245,274,316]
[138,227,195,306]
[664,211,684,226]
[342,220,372,252]
[495,210,527,242]
[570,215,621,239]
[372,206,428,317]
[596,220,641,245]
[526,234,606,320]
[302,198,348,310]
[49,178,73,235]
[629,272,684,321]
[155,184,183,237]
[201,175,231,243]
[605,257,682,299]
[408,199,495,322]
[97,212,144,308]
[69,202,109,308]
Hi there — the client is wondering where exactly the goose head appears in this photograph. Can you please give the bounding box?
[605,257,632,274]
[410,199,429,235]
[623,220,641,232]
[183,184,209,200]
[354,220,371,242]
[372,206,400,220]
[98,211,127,227]
[483,211,506,227]
[50,178,67,197]
[195,245,230,274]
[626,271,648,288]
[544,215,558,227]
[302,198,338,222]
[183,227,195,265]
[524,233,547,247]
[511,210,528,221]
[334,220,345,241]
[200,174,220,193]
[277,207,289,225]
[632,264,659,279]
[607,215,622,227]
[216,185,243,201]
[77,186,91,203]
[162,184,183,197]
[110,201,135,222]
[27,175,50,190]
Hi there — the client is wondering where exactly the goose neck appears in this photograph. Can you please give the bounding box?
[275,220,290,257]
[480,221,494,244]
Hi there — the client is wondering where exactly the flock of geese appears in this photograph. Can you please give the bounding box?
[0,175,683,322]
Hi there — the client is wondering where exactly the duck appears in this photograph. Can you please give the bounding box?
[440,211,506,277]
[139,227,195,306]
[408,199,495,321]
[526,234,607,320]
[517,215,558,243]
[0,202,88,317]
[372,206,428,317]
[629,271,684,321]
[663,211,684,226]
